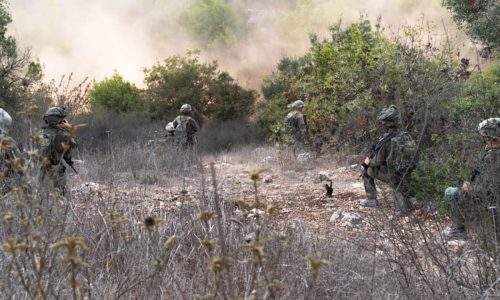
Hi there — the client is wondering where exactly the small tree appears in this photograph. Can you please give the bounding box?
[442,0,500,50]
[143,50,256,122]
[0,0,43,112]
[88,72,144,113]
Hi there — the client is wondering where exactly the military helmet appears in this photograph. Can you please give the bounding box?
[165,122,175,132]
[478,117,500,138]
[44,106,68,119]
[288,100,305,109]
[377,105,401,127]
[180,104,192,114]
[0,108,12,134]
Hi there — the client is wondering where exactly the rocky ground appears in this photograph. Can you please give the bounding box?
[70,145,453,243]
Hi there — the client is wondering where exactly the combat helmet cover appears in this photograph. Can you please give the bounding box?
[44,106,68,119]
[0,108,12,134]
[377,105,401,127]
[180,104,192,114]
[478,117,500,138]
[287,100,305,109]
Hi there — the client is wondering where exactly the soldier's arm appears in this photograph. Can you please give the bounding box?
[369,141,389,168]
[190,118,200,133]
[298,115,307,133]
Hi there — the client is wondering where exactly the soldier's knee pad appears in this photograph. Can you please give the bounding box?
[444,187,459,202]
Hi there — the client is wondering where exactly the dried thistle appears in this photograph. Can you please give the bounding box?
[3,237,28,253]
[306,255,331,280]
[201,239,217,252]
[0,137,14,150]
[50,236,87,265]
[60,123,87,138]
[163,236,177,250]
[248,168,268,182]
[266,204,278,216]
[208,257,229,273]
[242,240,267,263]
[196,210,215,222]
[233,199,251,209]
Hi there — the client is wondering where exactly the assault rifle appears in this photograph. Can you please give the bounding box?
[359,131,397,178]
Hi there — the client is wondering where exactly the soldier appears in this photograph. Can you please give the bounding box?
[39,106,77,195]
[0,108,22,195]
[284,100,308,145]
[359,105,417,214]
[172,104,199,151]
[443,118,500,240]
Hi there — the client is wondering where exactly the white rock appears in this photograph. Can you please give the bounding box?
[247,208,264,218]
[329,210,363,225]
[318,171,331,182]
[351,182,363,189]
[72,182,101,195]
[263,176,273,183]
[262,156,275,164]
[297,152,312,163]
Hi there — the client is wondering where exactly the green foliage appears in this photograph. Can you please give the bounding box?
[259,17,465,147]
[88,72,144,113]
[450,61,500,120]
[410,154,469,213]
[144,50,256,122]
[181,0,249,48]
[442,0,500,50]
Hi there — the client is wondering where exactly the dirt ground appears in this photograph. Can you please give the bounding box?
[71,146,450,240]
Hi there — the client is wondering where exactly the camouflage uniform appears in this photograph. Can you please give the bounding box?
[172,104,199,151]
[284,100,308,145]
[0,108,22,195]
[360,105,416,213]
[444,118,500,240]
[39,107,77,195]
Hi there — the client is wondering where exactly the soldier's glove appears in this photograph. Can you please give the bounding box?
[360,164,369,178]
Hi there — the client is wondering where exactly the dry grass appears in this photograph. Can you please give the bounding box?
[0,141,498,299]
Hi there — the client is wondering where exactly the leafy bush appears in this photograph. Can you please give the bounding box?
[259,17,466,149]
[442,0,500,50]
[88,72,144,113]
[144,50,256,123]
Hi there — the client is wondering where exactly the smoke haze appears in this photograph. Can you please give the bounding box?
[8,0,466,88]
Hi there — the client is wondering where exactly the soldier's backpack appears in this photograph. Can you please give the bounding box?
[284,112,298,133]
[40,128,66,165]
[386,132,418,175]
[174,116,189,136]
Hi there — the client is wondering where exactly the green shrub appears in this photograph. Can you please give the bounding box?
[143,50,256,123]
[88,72,144,113]
[410,154,469,213]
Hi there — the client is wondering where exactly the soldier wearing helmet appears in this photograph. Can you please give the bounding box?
[171,104,199,150]
[360,105,417,214]
[284,100,308,151]
[0,108,22,195]
[443,117,500,240]
[38,106,77,195]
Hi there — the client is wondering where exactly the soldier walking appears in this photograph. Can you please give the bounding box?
[172,104,199,152]
[38,106,77,195]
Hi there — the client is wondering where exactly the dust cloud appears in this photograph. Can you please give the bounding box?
[8,0,465,89]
